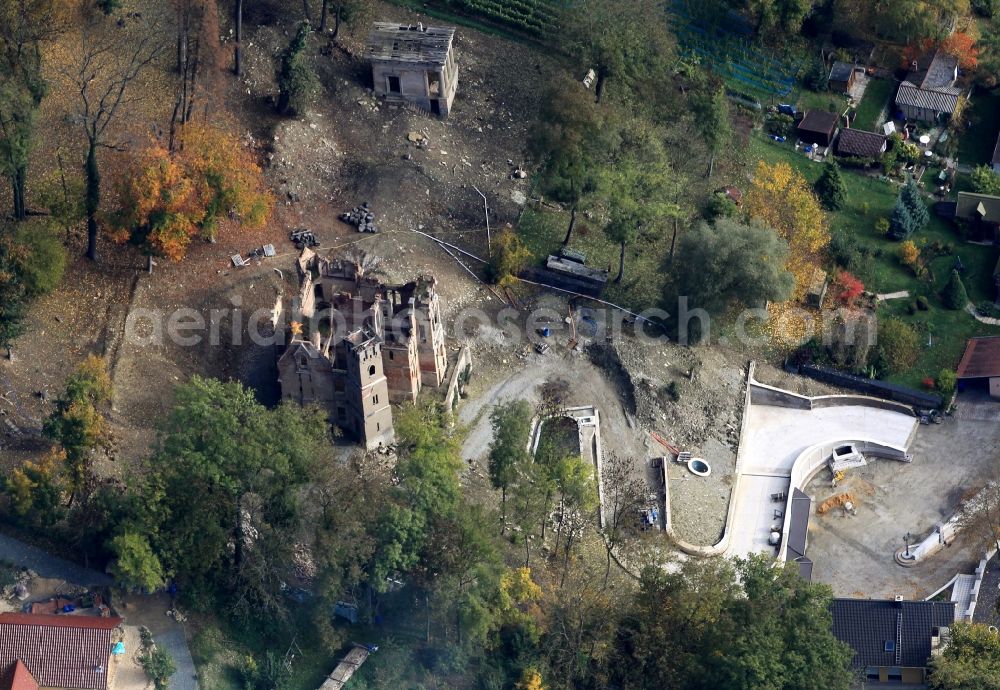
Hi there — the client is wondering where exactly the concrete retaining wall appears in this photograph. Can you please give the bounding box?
[443,345,472,412]
[750,382,811,409]
[749,382,916,416]
[666,365,916,559]
[810,394,916,415]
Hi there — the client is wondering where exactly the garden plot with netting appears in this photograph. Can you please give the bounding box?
[671,1,803,102]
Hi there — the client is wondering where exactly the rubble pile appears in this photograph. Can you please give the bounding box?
[340,202,380,233]
[1,568,33,602]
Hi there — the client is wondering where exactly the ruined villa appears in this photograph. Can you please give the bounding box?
[276,249,448,449]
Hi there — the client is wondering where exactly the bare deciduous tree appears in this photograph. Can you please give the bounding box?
[169,0,222,151]
[598,451,647,586]
[64,9,166,260]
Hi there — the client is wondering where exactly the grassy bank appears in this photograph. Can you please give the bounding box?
[854,78,894,131]
[750,132,1000,387]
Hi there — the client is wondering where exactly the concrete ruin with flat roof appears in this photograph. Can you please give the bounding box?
[366,22,458,117]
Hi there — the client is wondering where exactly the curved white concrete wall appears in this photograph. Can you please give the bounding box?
[775,438,909,561]
[664,369,918,559]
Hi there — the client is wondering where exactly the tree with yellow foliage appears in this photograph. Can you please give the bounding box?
[488,228,532,287]
[898,239,921,273]
[3,448,66,526]
[516,667,546,690]
[43,355,113,505]
[744,161,830,296]
[110,123,273,263]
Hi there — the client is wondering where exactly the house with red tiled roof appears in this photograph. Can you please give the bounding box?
[956,336,1000,399]
[0,614,123,690]
[1,660,39,690]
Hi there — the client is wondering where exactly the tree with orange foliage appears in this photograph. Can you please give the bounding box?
[904,33,978,72]
[110,123,273,263]
[941,31,979,70]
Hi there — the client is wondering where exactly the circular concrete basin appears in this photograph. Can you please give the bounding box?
[688,458,711,477]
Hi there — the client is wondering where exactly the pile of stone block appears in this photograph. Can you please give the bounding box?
[340,202,379,233]
[290,228,320,249]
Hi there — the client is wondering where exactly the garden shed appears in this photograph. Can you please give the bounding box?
[366,22,458,117]
[797,110,840,146]
[828,61,855,93]
[956,192,1000,242]
[894,50,961,123]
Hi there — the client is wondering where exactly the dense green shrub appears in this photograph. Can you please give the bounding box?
[916,295,930,311]
[96,0,122,14]
[941,269,969,310]
[936,369,957,396]
[815,161,847,211]
[875,317,920,375]
[766,113,794,137]
[973,0,998,16]
[803,57,828,91]
[977,300,1000,318]
[139,645,176,690]
[276,23,319,116]
[14,220,66,297]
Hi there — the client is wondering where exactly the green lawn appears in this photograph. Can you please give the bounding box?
[854,78,894,131]
[957,90,1000,165]
[751,132,1000,386]
[795,89,848,114]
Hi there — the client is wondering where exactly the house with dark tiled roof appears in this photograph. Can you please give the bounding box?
[973,553,1000,626]
[0,614,123,690]
[831,598,954,687]
[797,110,840,146]
[836,128,888,159]
[895,50,963,122]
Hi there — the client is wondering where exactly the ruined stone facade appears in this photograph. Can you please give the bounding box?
[277,249,448,449]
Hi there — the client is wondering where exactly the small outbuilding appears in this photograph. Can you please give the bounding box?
[957,336,1000,398]
[366,22,458,117]
[828,61,855,93]
[836,128,887,159]
[955,191,1000,242]
[719,186,743,206]
[992,129,1000,174]
[797,110,840,147]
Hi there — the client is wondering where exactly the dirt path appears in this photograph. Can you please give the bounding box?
[459,350,651,466]
[0,532,112,587]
